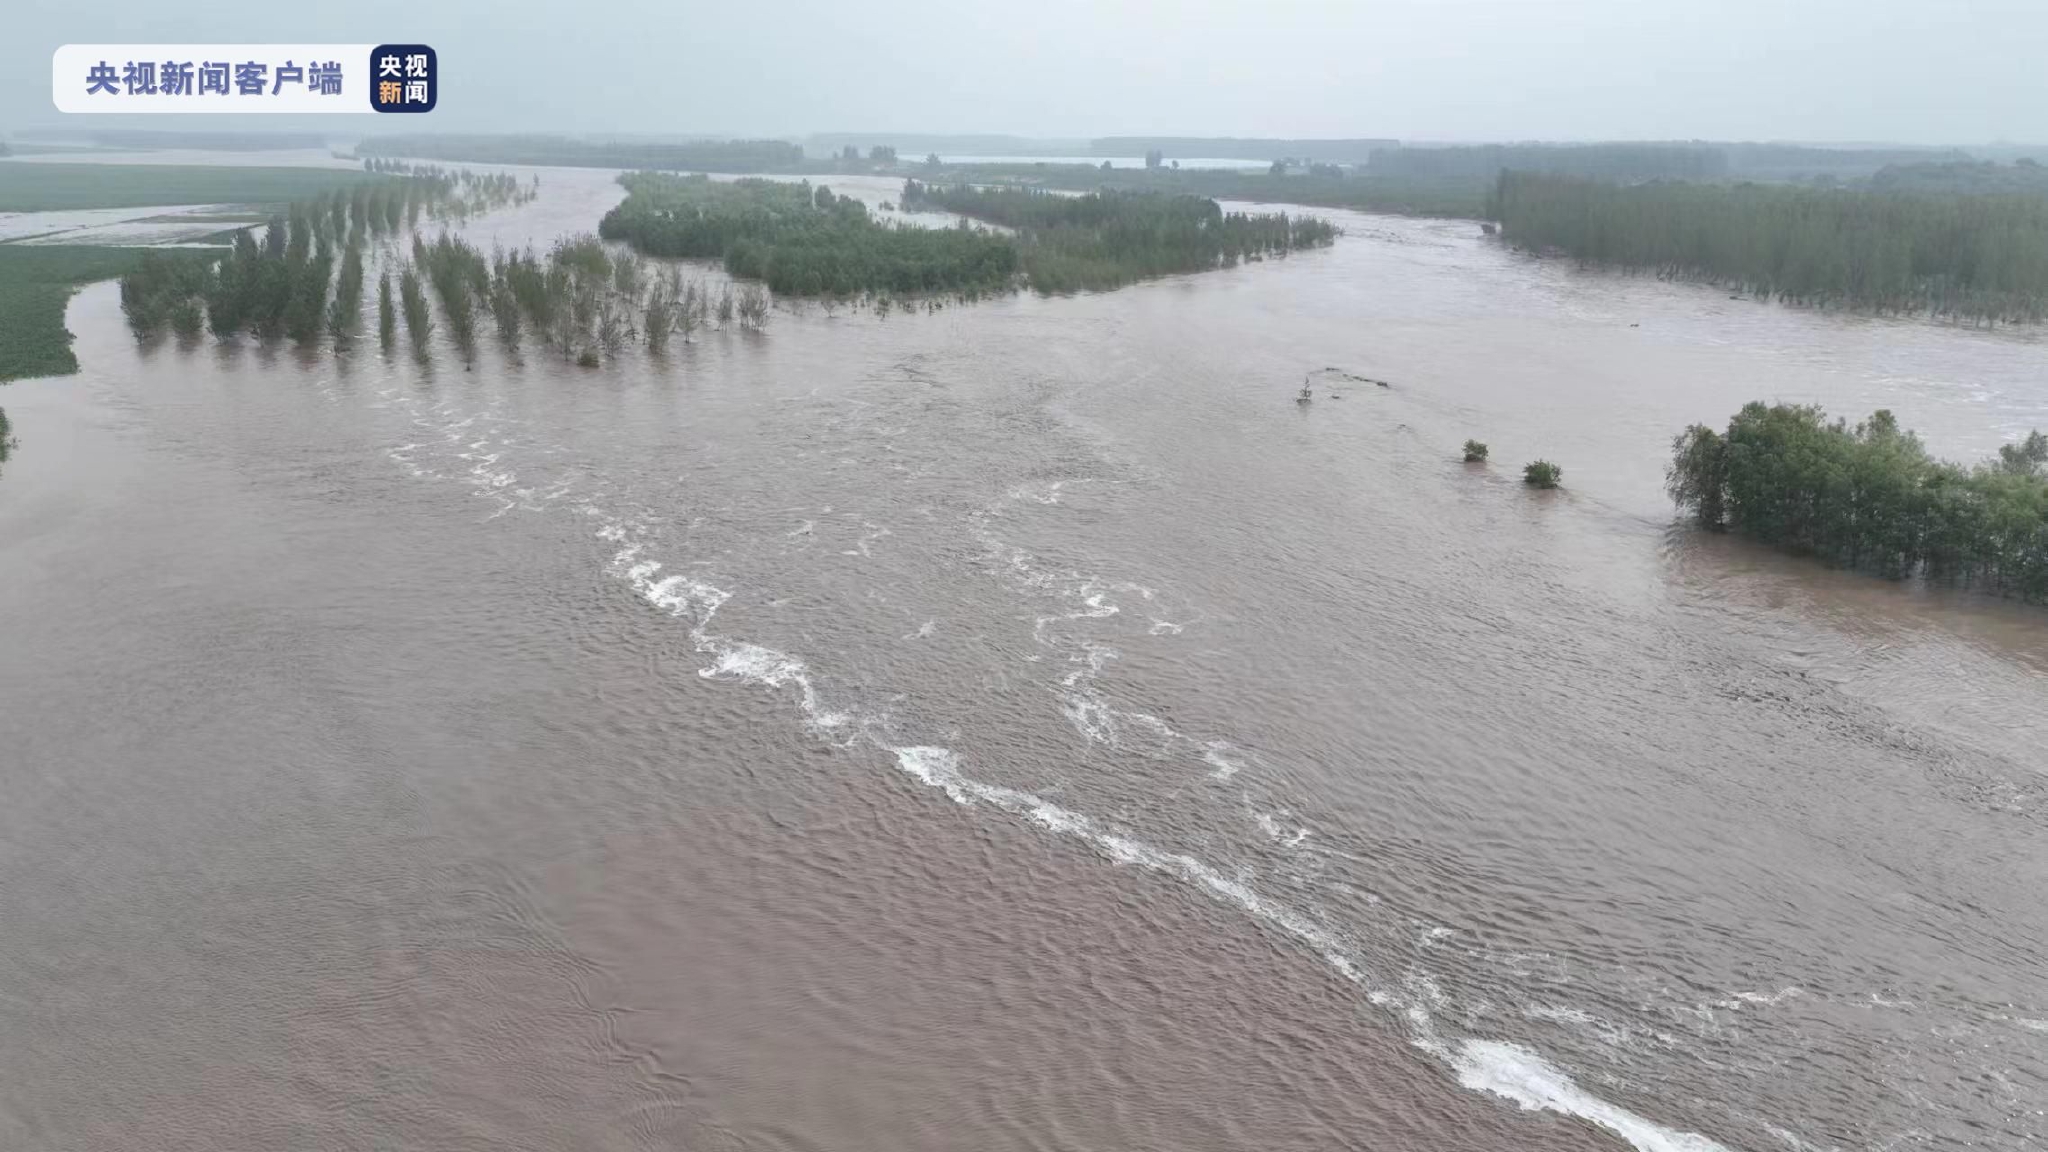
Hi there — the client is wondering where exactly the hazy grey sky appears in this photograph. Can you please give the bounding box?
[10,0,2045,143]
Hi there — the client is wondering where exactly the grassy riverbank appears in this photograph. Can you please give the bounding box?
[0,246,219,380]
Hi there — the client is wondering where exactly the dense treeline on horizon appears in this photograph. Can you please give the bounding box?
[1091,137,1398,164]
[1493,170,2048,323]
[929,162,1492,219]
[11,129,330,152]
[1869,159,2048,197]
[1371,143,1729,182]
[356,135,807,172]
[1668,404,2048,602]
[599,174,1020,297]
[1366,142,1969,184]
[1724,143,1971,180]
[903,180,1338,292]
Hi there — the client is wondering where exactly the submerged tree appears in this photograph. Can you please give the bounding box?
[735,283,771,330]
[1667,402,2048,600]
[377,272,396,352]
[119,251,214,336]
[399,266,433,351]
[328,244,365,342]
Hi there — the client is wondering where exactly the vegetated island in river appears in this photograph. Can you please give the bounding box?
[1493,168,2048,324]
[597,172,1338,298]
[1668,404,2048,602]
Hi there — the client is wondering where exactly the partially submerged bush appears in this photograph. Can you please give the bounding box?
[1666,402,2048,598]
[1523,460,1562,488]
[1462,439,1489,462]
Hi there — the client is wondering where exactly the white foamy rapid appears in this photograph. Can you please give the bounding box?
[382,399,1747,1152]
[1452,1041,1735,1152]
[596,510,1745,1152]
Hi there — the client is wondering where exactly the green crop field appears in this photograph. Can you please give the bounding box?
[0,162,374,381]
[0,162,371,212]
[0,245,218,381]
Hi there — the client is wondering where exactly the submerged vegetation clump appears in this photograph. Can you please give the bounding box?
[1494,170,2048,324]
[116,170,534,346]
[1523,460,1563,489]
[1668,404,2048,601]
[119,252,216,336]
[1463,440,1489,463]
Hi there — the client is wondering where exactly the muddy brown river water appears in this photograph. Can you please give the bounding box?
[0,166,2043,1152]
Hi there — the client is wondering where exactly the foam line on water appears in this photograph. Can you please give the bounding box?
[879,735,1739,1152]
[952,497,1749,1148]
[1451,1041,1735,1152]
[402,446,1751,1152]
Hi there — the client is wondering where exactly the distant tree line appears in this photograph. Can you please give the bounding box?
[355,135,807,172]
[1364,142,1969,184]
[28,129,330,152]
[1868,160,2048,197]
[1493,170,2048,323]
[1370,143,1728,181]
[903,181,1339,293]
[1668,403,2048,602]
[926,162,1492,218]
[1721,143,1969,181]
[1095,137,1398,164]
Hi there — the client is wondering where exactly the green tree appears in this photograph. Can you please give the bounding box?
[377,272,396,351]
